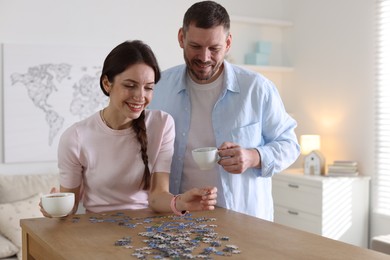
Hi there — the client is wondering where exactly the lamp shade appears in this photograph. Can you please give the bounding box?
[300,135,321,155]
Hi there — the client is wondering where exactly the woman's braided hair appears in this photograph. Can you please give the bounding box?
[99,40,161,190]
[132,110,150,190]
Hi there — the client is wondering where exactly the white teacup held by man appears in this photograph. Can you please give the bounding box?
[192,147,220,170]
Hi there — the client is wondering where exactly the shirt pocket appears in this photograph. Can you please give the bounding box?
[231,121,262,148]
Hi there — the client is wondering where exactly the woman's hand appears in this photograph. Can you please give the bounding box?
[178,187,218,212]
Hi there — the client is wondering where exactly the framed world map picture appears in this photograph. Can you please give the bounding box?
[2,43,109,163]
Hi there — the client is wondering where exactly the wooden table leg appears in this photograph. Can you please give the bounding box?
[22,229,29,260]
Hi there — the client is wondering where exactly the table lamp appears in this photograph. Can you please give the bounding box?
[300,135,325,175]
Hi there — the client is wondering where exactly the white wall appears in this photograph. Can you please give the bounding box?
[0,0,288,174]
[288,0,375,174]
[287,0,385,239]
[0,0,385,241]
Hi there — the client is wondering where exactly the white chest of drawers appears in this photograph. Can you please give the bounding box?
[272,169,370,247]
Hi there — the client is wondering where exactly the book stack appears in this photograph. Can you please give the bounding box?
[327,160,359,177]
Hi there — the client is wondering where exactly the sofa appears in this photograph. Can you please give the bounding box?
[0,173,59,260]
[371,234,390,255]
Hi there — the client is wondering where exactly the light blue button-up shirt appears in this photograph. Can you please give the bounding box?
[149,61,300,220]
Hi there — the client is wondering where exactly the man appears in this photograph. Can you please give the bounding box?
[149,1,300,220]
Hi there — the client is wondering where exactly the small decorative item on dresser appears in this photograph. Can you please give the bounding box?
[300,135,326,176]
[327,160,359,176]
[304,151,326,175]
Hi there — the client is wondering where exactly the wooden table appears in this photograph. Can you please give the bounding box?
[21,207,390,260]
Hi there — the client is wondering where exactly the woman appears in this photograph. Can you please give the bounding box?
[40,40,217,217]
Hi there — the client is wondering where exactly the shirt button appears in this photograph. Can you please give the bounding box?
[182,132,186,136]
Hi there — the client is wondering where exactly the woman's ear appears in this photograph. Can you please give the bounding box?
[102,76,111,94]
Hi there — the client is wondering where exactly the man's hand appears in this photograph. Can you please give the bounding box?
[217,142,261,174]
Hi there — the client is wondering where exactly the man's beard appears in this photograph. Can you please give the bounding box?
[184,55,219,82]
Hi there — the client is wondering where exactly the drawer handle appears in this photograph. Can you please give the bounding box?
[288,184,299,189]
[287,210,299,215]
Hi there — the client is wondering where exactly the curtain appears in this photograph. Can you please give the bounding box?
[374,0,390,216]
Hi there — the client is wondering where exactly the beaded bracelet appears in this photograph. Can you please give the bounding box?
[170,194,188,216]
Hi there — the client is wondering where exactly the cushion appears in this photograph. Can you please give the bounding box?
[0,174,59,204]
[371,234,390,255]
[0,193,43,250]
[0,234,18,258]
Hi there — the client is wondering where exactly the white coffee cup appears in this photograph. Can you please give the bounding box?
[41,192,75,217]
[192,147,220,170]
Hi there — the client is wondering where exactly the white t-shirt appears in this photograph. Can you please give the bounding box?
[180,73,224,206]
[58,109,175,213]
